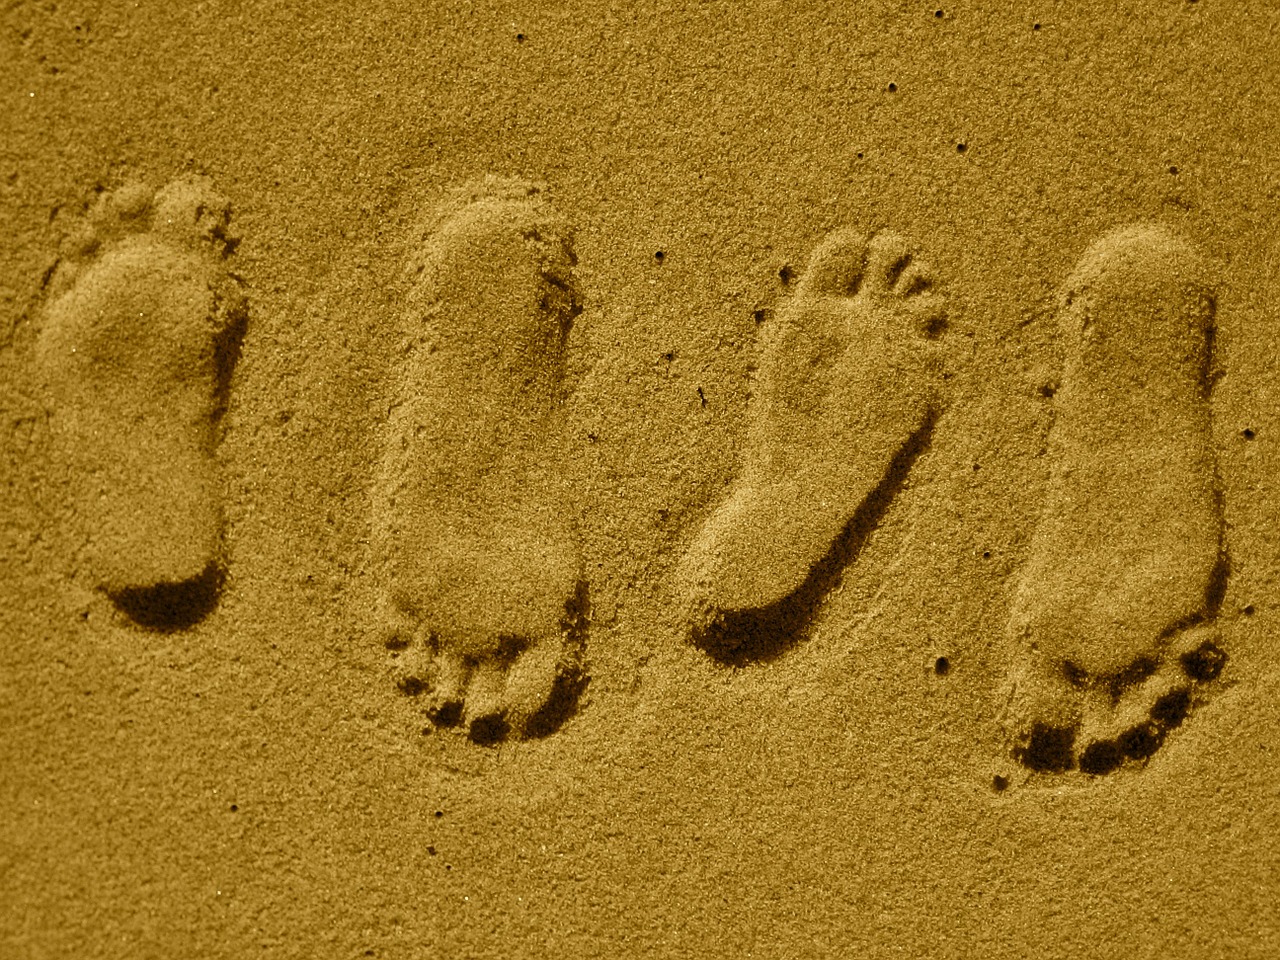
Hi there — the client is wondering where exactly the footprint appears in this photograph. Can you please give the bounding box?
[372,179,588,744]
[1004,223,1227,778]
[677,228,948,663]
[35,177,246,630]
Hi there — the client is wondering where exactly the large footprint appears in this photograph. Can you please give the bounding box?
[677,228,947,663]
[35,177,246,630]
[372,179,587,745]
[1004,223,1227,778]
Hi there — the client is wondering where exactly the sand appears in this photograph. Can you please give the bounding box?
[2,1,1279,957]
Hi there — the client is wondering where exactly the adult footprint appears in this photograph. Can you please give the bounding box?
[372,180,587,745]
[1005,224,1227,778]
[35,177,246,630]
[677,228,948,663]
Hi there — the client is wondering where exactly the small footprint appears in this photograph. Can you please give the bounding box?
[677,228,948,663]
[372,179,588,744]
[1004,223,1227,778]
[35,177,247,630]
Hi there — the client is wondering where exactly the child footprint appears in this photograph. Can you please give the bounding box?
[35,177,246,630]
[677,228,948,662]
[372,179,587,745]
[1004,223,1228,778]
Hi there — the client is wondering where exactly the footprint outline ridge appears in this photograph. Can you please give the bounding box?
[35,176,247,631]
[677,226,949,665]
[1004,221,1229,779]
[372,177,588,745]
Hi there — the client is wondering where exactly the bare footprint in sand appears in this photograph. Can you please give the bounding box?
[677,228,948,664]
[35,177,246,630]
[372,180,587,745]
[1004,224,1228,779]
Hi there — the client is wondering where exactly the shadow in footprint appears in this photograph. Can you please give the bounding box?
[1004,224,1230,780]
[103,296,246,634]
[521,580,592,741]
[693,411,937,667]
[1070,554,1230,776]
[1076,639,1228,776]
[377,180,588,745]
[40,178,250,629]
[1016,722,1078,774]
[429,580,591,746]
[211,294,250,423]
[108,561,225,632]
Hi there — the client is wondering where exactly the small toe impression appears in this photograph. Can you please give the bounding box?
[502,640,563,732]
[465,621,587,745]
[464,659,510,744]
[866,232,947,336]
[895,264,947,337]
[861,231,914,296]
[423,650,468,727]
[796,227,870,297]
[893,260,934,298]
[401,630,587,745]
[468,712,510,747]
[1078,738,1125,776]
[796,227,946,337]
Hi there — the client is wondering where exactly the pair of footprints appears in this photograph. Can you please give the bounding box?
[683,216,1229,781]
[36,176,1229,778]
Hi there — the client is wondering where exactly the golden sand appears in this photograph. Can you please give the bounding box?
[2,1,1278,956]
